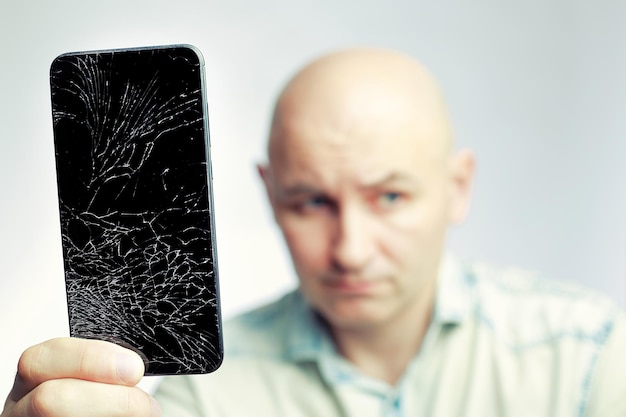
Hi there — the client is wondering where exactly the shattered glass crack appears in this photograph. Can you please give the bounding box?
[50,46,222,375]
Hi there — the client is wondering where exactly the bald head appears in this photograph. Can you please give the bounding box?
[268,48,453,162]
[258,49,474,339]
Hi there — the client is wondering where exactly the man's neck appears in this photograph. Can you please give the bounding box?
[329,279,437,385]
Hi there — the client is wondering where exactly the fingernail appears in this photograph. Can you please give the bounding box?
[116,352,144,383]
[150,396,162,417]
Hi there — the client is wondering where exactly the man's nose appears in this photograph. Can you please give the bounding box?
[331,206,374,273]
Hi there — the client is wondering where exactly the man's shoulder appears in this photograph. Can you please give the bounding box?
[221,290,305,358]
[465,260,623,346]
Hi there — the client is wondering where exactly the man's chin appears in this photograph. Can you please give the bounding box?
[318,303,389,332]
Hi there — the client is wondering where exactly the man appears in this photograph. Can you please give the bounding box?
[3,48,625,417]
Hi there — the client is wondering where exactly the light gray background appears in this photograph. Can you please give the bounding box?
[1,0,624,397]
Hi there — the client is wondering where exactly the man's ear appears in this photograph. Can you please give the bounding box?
[448,149,475,224]
[257,163,277,215]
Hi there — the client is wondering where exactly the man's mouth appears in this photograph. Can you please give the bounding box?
[322,278,382,296]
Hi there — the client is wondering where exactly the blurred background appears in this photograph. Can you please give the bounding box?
[1,0,625,397]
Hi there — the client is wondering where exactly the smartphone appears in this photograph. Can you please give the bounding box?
[50,45,223,375]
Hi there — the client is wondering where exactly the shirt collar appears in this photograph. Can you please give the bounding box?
[432,253,475,325]
[283,253,475,362]
[284,291,336,362]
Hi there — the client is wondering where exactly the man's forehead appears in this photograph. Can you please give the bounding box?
[268,145,428,193]
[270,118,448,171]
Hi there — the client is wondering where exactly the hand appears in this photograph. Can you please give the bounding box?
[2,338,161,417]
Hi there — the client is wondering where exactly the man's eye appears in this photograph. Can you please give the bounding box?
[377,192,403,208]
[304,195,330,208]
[289,195,333,214]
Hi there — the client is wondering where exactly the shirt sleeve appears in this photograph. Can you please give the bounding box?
[584,312,626,417]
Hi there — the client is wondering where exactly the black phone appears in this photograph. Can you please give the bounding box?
[49,45,223,375]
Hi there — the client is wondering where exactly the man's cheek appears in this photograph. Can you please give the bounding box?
[289,236,328,272]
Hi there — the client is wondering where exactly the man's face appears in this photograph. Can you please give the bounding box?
[261,102,469,332]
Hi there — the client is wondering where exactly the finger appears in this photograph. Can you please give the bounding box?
[9,379,160,417]
[16,338,144,397]
[5,372,28,405]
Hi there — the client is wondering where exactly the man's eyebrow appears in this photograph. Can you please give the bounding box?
[360,173,420,189]
[276,184,323,198]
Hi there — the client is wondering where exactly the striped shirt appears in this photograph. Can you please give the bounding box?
[155,255,626,417]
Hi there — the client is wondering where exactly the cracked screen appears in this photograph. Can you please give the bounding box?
[50,45,222,375]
